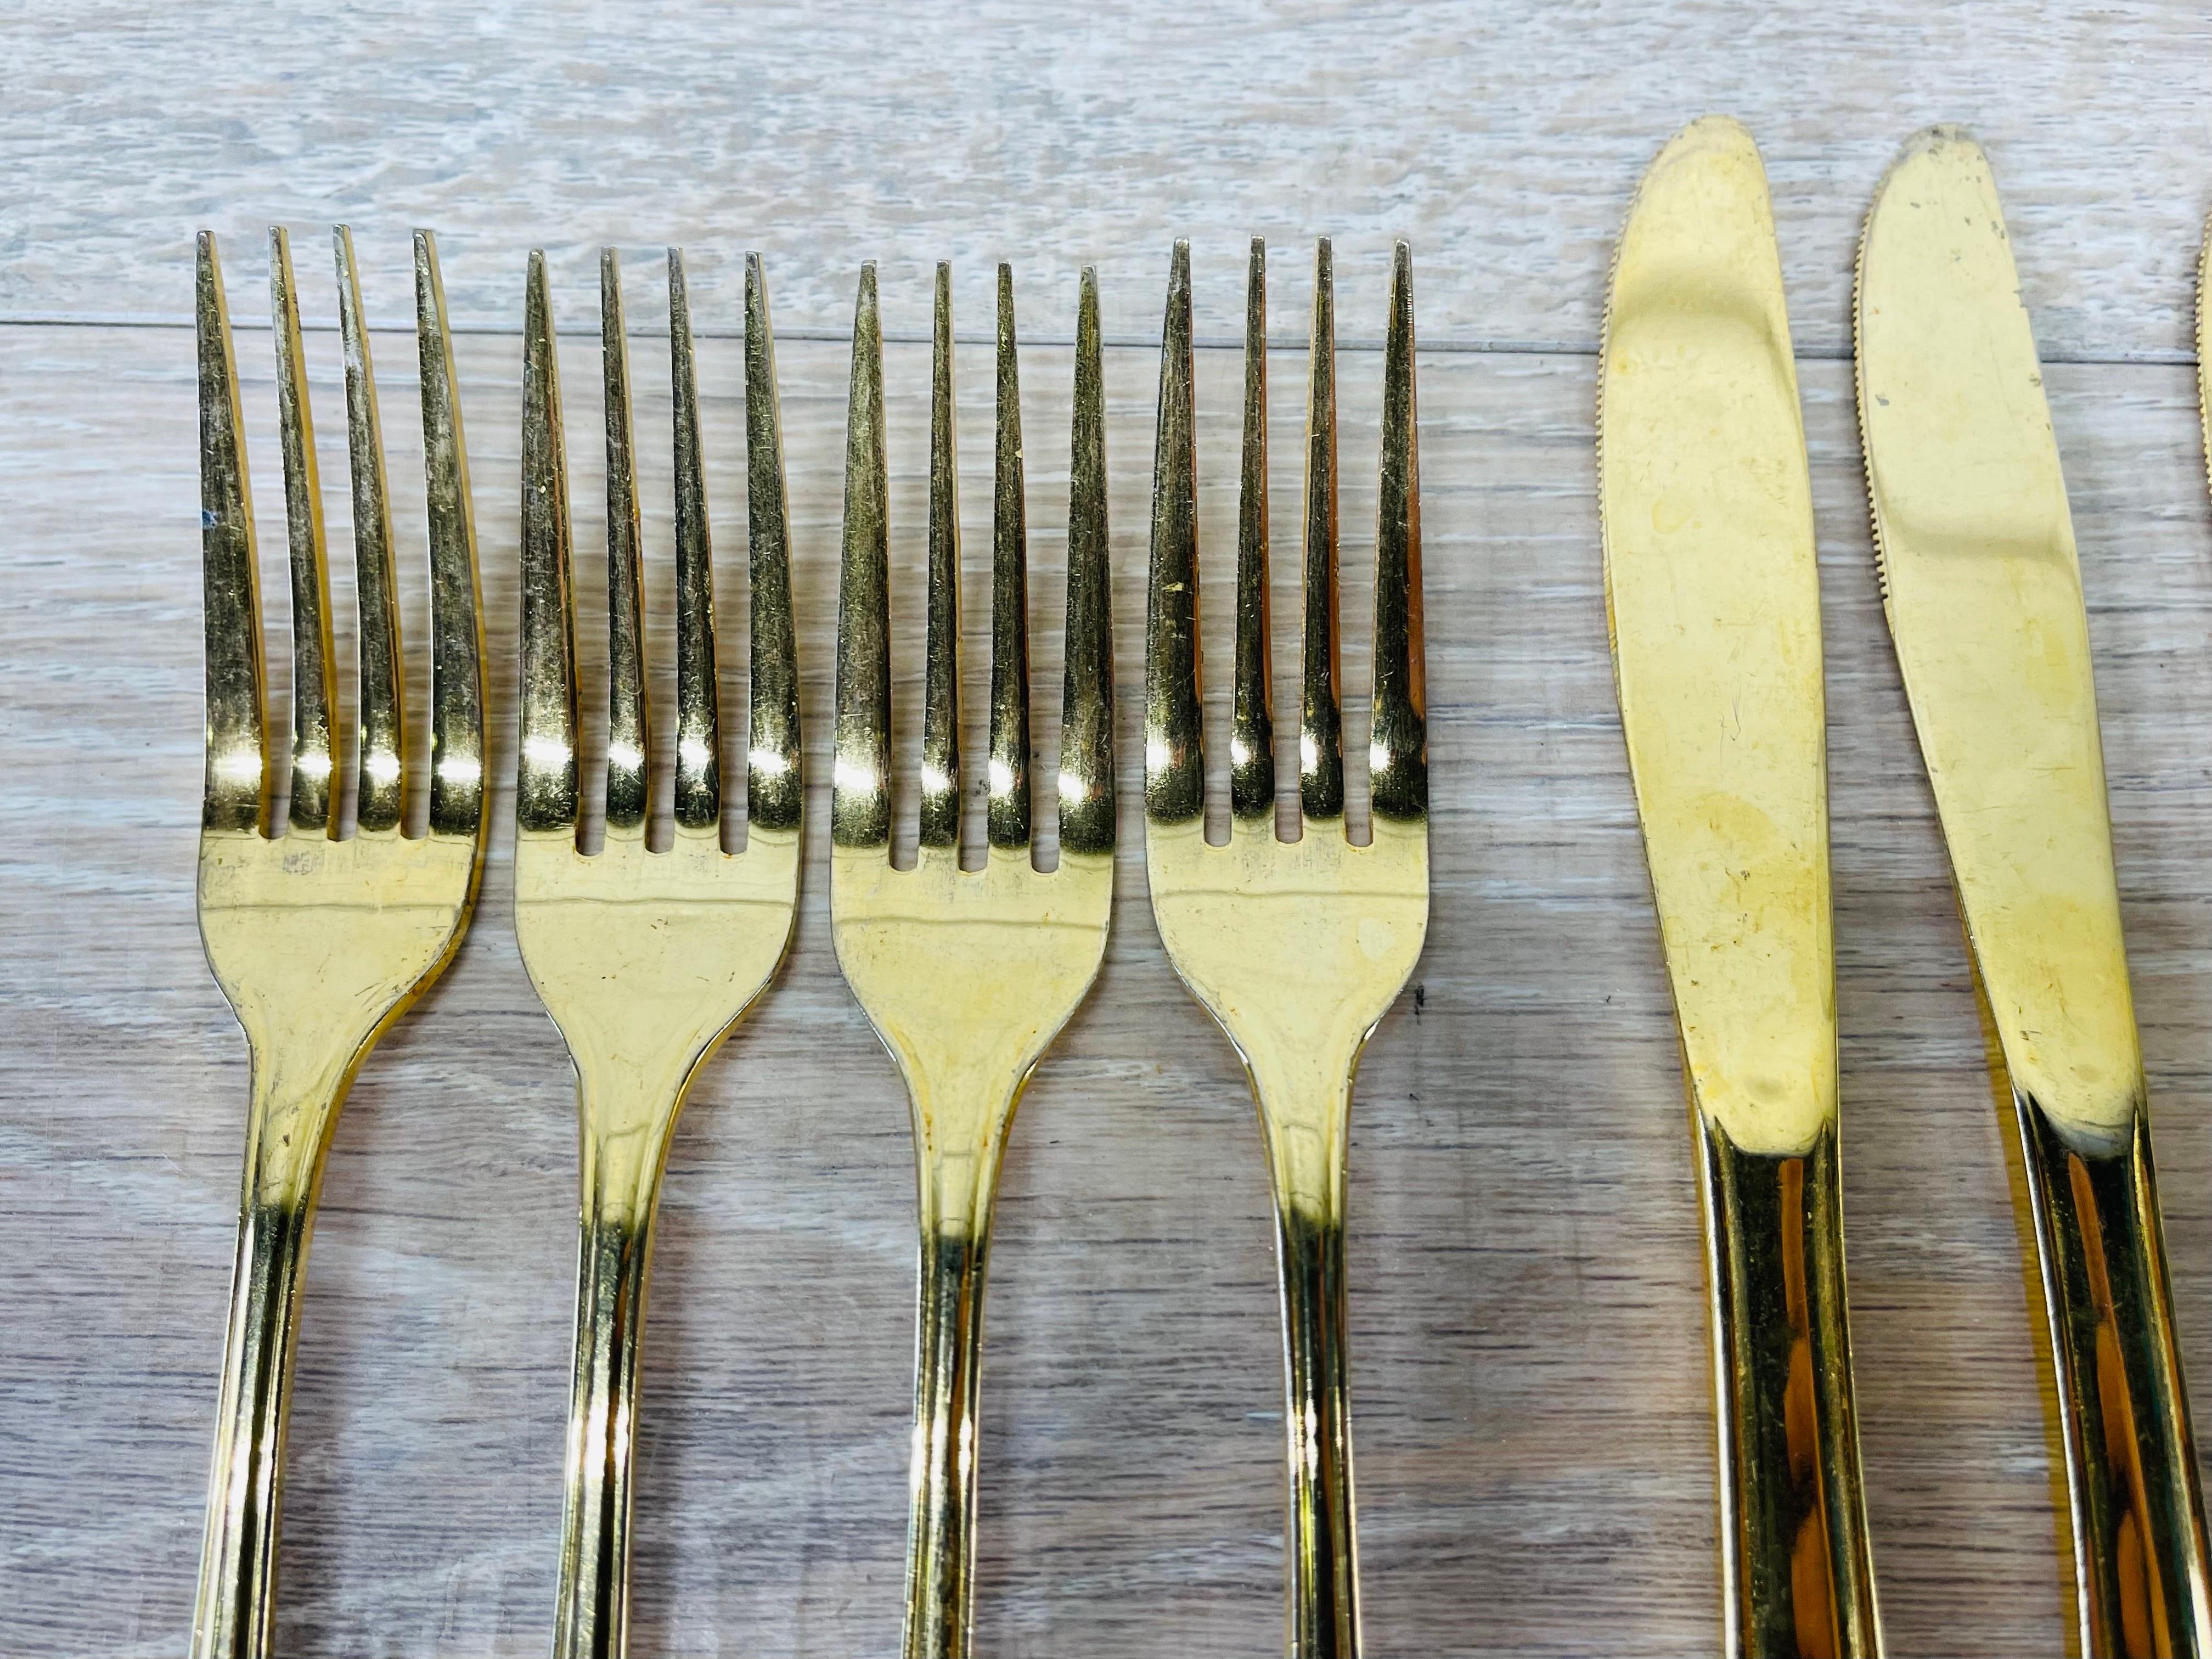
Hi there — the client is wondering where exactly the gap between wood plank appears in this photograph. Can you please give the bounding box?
[2,310,2196,368]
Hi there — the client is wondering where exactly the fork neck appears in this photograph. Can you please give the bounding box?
[572,1064,696,1231]
[193,1190,314,1659]
[904,1218,992,1659]
[555,1189,656,1659]
[1251,1067,1361,1659]
[233,1042,358,1211]
[914,1112,1017,1244]
[1252,1061,1354,1230]
[553,1112,680,1659]
[902,1075,1024,1659]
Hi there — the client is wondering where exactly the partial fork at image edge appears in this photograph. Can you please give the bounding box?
[192,227,489,1659]
[1144,236,1429,1659]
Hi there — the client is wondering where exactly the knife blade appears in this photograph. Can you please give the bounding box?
[1601,115,1882,1659]
[1858,125,2212,1657]
[2199,213,2210,499]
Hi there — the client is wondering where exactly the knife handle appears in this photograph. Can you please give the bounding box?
[1697,1116,1882,1658]
[2016,1095,2212,1656]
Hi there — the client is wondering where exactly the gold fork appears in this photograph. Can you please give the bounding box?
[192,226,489,1658]
[1142,238,1427,1659]
[511,246,803,1657]
[829,260,1115,1658]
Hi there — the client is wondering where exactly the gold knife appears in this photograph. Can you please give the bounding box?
[1600,116,1882,1658]
[1857,127,2212,1657]
[2199,213,2210,494]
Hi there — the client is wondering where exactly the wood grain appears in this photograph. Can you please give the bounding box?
[5,2,2210,359]
[4,5,2211,1653]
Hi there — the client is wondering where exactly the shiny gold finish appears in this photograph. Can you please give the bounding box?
[268,229,337,834]
[515,247,803,1658]
[1599,117,1881,1658]
[192,228,488,1658]
[830,261,1115,1659]
[1143,238,1427,1659]
[920,262,963,848]
[1858,127,2212,1657]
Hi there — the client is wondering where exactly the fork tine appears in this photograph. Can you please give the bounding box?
[1144,240,1204,825]
[988,264,1033,850]
[1300,238,1344,825]
[268,228,339,837]
[668,248,722,832]
[745,253,804,836]
[197,232,272,837]
[833,262,892,849]
[600,249,651,838]
[918,261,963,850]
[334,227,406,835]
[1058,266,1116,858]
[1370,240,1427,823]
[519,249,582,835]
[415,231,487,837]
[1232,237,1275,823]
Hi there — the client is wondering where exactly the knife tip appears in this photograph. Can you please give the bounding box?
[1899,121,1980,157]
[1656,113,1757,166]
[1874,124,1991,205]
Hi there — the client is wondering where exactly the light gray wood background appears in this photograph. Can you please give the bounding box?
[5,3,2211,1654]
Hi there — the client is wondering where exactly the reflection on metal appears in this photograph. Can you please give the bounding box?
[513,247,804,1658]
[1144,236,1429,1659]
[192,227,489,1658]
[827,260,1117,1658]
[1859,126,2211,1658]
[1601,117,1882,1657]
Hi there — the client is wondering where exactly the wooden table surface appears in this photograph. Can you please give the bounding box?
[6,4,2211,1653]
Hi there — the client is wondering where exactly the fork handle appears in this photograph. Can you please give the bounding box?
[192,1191,314,1659]
[554,1199,655,1659]
[904,1222,991,1659]
[1274,1196,1361,1658]
[1698,1117,1881,1658]
[2016,1096,2212,1657]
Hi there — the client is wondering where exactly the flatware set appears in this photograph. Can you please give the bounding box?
[184,120,2212,1657]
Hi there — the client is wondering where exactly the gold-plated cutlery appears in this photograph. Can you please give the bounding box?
[512,248,803,1657]
[828,261,1115,1658]
[1858,127,2212,1656]
[192,227,489,1658]
[1600,118,1881,1657]
[171,163,2212,1652]
[1143,237,1428,1659]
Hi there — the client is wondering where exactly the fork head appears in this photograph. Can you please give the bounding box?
[195,226,488,1201]
[828,260,1116,1174]
[510,247,802,1157]
[1143,238,1428,1152]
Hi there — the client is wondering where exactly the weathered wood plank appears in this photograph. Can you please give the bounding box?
[5,2,2209,359]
